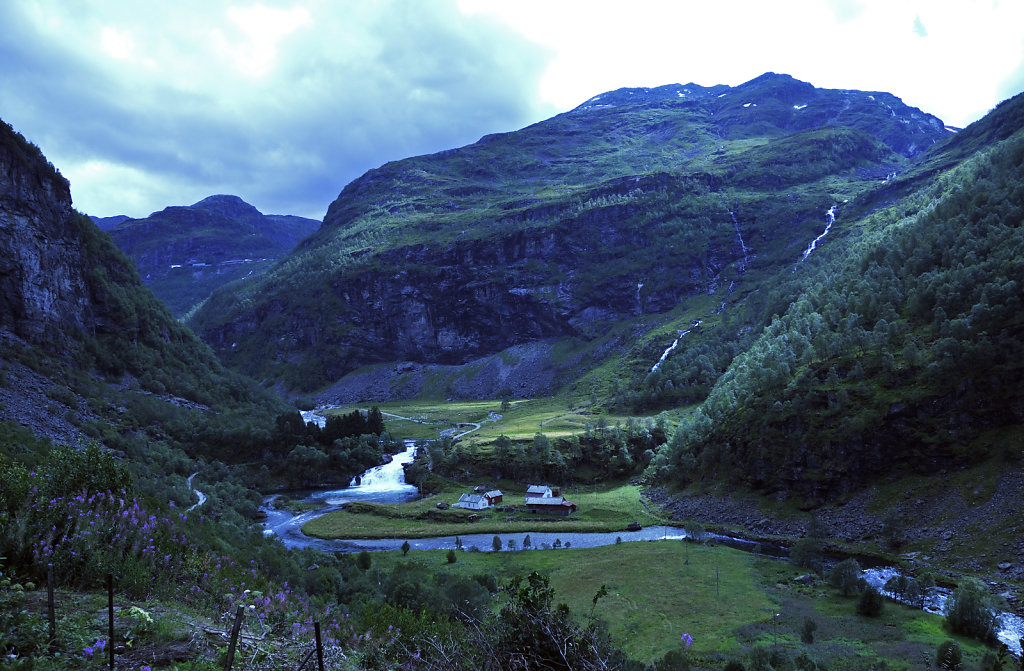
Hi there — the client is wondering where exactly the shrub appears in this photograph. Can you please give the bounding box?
[356,551,372,571]
[945,578,997,642]
[446,549,457,564]
[857,585,884,616]
[791,537,823,573]
[827,558,863,596]
[800,617,817,644]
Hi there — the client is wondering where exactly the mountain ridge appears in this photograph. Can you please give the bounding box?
[189,72,952,394]
[105,194,319,316]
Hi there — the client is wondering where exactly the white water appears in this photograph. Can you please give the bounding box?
[729,210,751,271]
[799,205,836,262]
[339,439,418,493]
[300,408,326,428]
[651,320,702,372]
[185,472,206,513]
[862,568,1023,656]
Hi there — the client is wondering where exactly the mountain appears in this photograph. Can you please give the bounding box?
[0,118,288,450]
[89,213,130,230]
[189,72,950,396]
[105,195,318,316]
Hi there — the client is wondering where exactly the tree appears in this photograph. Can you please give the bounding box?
[791,537,824,574]
[523,534,532,549]
[356,551,372,571]
[507,538,517,551]
[366,406,385,435]
[945,578,997,642]
[401,540,411,556]
[828,558,863,597]
[446,549,457,564]
[801,617,817,644]
[492,535,502,552]
[857,585,884,616]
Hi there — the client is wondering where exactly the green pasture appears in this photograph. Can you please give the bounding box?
[371,541,770,664]
[366,539,988,668]
[302,482,668,539]
[316,397,639,444]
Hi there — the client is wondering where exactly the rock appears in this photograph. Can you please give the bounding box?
[998,562,1013,570]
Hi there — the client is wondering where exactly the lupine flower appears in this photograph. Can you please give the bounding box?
[681,633,693,648]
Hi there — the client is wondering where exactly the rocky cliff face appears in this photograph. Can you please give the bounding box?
[0,120,95,343]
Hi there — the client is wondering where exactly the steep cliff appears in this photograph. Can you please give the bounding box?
[0,118,288,445]
[0,120,95,343]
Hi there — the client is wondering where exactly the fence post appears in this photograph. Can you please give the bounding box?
[225,605,244,670]
[106,573,115,670]
[47,563,56,650]
[314,621,324,671]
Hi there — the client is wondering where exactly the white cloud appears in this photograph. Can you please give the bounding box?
[1,0,1021,220]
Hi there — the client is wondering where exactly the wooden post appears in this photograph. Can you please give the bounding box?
[46,563,56,649]
[225,606,244,670]
[106,574,115,670]
[314,621,325,671]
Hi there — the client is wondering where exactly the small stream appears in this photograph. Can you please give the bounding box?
[261,433,1023,656]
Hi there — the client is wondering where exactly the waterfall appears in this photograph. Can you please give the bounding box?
[651,320,702,372]
[300,408,326,428]
[348,440,418,491]
[729,210,751,272]
[799,205,836,262]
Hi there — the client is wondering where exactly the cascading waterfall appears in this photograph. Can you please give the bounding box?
[799,205,836,262]
[729,210,751,271]
[651,320,702,372]
[347,440,418,491]
[299,408,326,428]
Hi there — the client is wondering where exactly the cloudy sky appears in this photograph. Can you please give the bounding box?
[2,0,1022,220]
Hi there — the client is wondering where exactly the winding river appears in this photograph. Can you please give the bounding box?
[262,436,1023,656]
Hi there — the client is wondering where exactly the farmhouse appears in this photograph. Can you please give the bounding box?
[523,484,575,515]
[525,496,577,516]
[525,485,551,499]
[484,490,503,506]
[453,493,489,510]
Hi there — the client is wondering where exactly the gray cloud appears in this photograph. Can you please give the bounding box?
[0,1,554,219]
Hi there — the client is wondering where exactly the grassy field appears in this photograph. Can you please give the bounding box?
[303,481,670,539]
[316,397,640,445]
[369,541,772,664]
[364,541,992,668]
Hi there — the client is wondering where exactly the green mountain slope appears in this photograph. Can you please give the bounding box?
[105,195,318,316]
[650,93,1024,500]
[0,118,290,456]
[190,73,949,395]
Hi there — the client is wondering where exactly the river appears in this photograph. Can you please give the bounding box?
[261,437,1023,656]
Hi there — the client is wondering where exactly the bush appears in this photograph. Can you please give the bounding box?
[827,558,863,597]
[945,578,997,642]
[356,551,372,571]
[857,585,884,617]
[800,617,817,644]
[446,549,457,564]
[791,537,823,573]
